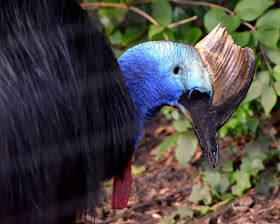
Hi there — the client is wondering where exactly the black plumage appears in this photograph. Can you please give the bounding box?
[0,0,138,223]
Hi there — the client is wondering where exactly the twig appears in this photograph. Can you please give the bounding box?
[135,0,256,32]
[255,198,280,214]
[163,33,169,41]
[271,134,280,151]
[242,21,256,32]
[105,184,191,223]
[260,45,273,85]
[80,2,159,26]
[169,0,234,15]
[167,15,198,29]
[81,2,197,41]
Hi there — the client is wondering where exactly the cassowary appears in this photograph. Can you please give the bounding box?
[0,0,255,223]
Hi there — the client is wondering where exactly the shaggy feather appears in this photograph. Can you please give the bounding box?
[0,0,138,223]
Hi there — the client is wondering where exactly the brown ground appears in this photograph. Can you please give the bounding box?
[80,114,280,224]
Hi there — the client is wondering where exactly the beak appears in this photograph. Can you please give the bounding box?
[177,24,255,168]
[193,125,219,168]
[178,98,219,168]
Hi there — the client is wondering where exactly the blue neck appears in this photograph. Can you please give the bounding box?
[118,60,168,147]
[124,80,166,147]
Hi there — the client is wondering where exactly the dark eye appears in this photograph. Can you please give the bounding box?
[173,66,180,74]
[190,89,203,100]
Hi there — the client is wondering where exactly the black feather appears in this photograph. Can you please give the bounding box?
[0,0,138,223]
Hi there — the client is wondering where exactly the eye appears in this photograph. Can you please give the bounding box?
[173,66,180,75]
[189,89,203,100]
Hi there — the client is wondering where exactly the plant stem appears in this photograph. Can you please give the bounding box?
[80,2,159,26]
[167,15,198,29]
[260,45,273,85]
[169,0,234,15]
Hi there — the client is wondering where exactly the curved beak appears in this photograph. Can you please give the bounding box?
[193,125,219,168]
[178,96,219,168]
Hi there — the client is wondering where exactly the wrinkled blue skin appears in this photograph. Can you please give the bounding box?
[118,41,213,145]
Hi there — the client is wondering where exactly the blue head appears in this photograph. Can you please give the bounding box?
[118,41,212,121]
[118,25,255,167]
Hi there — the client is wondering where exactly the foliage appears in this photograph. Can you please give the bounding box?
[81,0,280,221]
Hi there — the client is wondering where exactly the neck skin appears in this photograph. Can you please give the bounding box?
[118,61,166,147]
[120,73,166,146]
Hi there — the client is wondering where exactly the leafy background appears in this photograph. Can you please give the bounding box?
[79,0,280,223]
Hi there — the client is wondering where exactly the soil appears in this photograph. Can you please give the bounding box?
[79,114,280,224]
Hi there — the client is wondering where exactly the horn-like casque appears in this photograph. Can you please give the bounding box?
[195,24,255,107]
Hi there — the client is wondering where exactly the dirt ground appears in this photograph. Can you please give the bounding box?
[80,115,280,224]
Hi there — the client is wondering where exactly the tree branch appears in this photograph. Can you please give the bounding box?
[167,15,198,29]
[260,45,273,86]
[169,0,234,15]
[80,2,159,26]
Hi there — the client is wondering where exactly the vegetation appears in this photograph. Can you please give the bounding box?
[81,0,280,222]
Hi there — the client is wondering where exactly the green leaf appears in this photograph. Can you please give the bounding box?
[175,132,198,167]
[203,172,230,194]
[151,0,173,26]
[156,133,180,160]
[267,49,280,65]
[131,165,146,176]
[121,24,145,45]
[257,26,279,49]
[256,182,270,194]
[231,171,251,196]
[204,8,240,33]
[148,24,165,40]
[223,161,234,172]
[204,8,225,33]
[183,27,203,44]
[257,70,271,88]
[188,184,201,204]
[98,6,128,35]
[245,141,268,159]
[274,81,280,96]
[200,206,210,215]
[201,184,212,205]
[243,80,263,102]
[113,49,125,59]
[261,86,277,115]
[235,0,274,22]
[231,31,250,47]
[173,7,191,39]
[247,118,259,133]
[240,157,265,176]
[247,31,259,49]
[219,125,228,138]
[189,183,212,205]
[221,15,241,33]
[108,30,122,45]
[173,119,191,132]
[178,205,193,218]
[256,8,280,28]
[273,65,280,81]
[256,171,280,193]
[220,193,234,201]
[165,29,175,41]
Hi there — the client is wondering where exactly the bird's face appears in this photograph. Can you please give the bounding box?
[152,44,222,168]
[170,25,255,167]
[119,24,255,168]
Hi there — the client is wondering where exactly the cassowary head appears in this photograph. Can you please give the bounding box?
[119,24,255,168]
